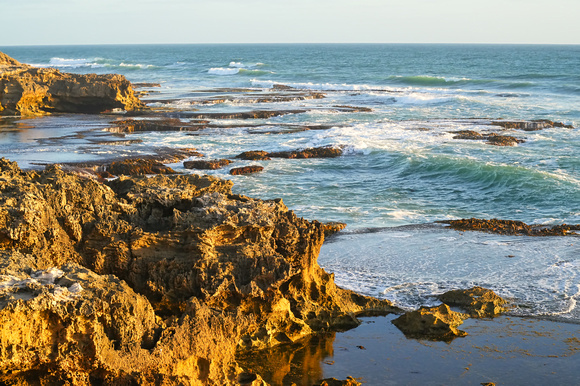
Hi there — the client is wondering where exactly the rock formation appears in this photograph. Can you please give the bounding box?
[442,218,580,236]
[0,158,396,384]
[236,146,344,160]
[0,52,144,115]
[438,287,507,318]
[184,159,233,170]
[451,130,525,146]
[392,304,469,342]
[392,287,509,341]
[230,165,264,175]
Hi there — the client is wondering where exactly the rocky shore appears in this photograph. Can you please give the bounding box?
[0,158,396,385]
[0,52,144,115]
[1,51,577,385]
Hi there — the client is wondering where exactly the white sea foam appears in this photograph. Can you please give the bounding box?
[209,67,240,75]
[229,61,244,68]
[319,227,580,320]
[251,79,389,92]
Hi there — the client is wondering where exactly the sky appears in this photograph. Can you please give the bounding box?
[1,0,579,46]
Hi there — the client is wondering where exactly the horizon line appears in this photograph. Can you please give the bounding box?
[1,42,579,48]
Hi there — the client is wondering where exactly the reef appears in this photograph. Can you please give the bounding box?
[230,165,265,175]
[451,130,525,146]
[236,146,344,160]
[184,159,233,170]
[442,218,580,236]
[491,119,574,131]
[0,52,144,116]
[0,158,395,384]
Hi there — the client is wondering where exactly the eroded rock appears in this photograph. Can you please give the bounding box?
[451,130,525,146]
[236,151,272,161]
[0,158,396,383]
[392,304,468,341]
[184,159,233,170]
[106,158,177,176]
[491,119,574,130]
[230,165,264,175]
[438,287,508,318]
[442,218,580,236]
[0,52,144,116]
[313,377,362,386]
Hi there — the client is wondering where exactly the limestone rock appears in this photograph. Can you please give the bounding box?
[106,158,177,176]
[269,146,343,159]
[392,304,468,341]
[184,159,233,170]
[0,158,396,383]
[442,218,580,236]
[236,151,272,161]
[321,221,347,237]
[313,377,361,386]
[230,165,264,175]
[0,51,144,116]
[491,119,573,130]
[438,286,507,318]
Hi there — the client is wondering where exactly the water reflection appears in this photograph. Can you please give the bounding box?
[237,332,336,386]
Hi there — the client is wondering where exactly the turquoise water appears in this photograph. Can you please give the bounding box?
[1,44,579,319]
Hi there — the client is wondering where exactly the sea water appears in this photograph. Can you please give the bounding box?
[1,44,579,321]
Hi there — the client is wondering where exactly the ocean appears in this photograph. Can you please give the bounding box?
[1,44,579,322]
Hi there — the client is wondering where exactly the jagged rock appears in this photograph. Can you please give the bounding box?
[236,151,272,161]
[442,218,580,236]
[184,159,233,170]
[321,222,347,237]
[185,110,307,120]
[392,304,468,341]
[491,119,574,130]
[0,158,396,383]
[451,131,525,146]
[485,135,524,146]
[332,105,373,113]
[313,377,361,386]
[438,287,507,318]
[106,158,177,176]
[0,52,144,116]
[230,165,264,175]
[269,146,344,159]
[106,118,209,133]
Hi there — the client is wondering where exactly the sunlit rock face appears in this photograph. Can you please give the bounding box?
[0,52,144,116]
[0,158,395,384]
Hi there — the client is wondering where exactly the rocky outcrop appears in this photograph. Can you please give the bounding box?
[442,218,580,236]
[393,287,509,341]
[491,119,574,130]
[235,146,344,161]
[313,377,361,386]
[451,130,525,146]
[0,52,145,116]
[0,158,396,384]
[236,151,272,161]
[438,287,507,318]
[184,159,233,170]
[392,304,468,342]
[230,165,264,175]
[106,118,209,134]
[106,158,177,176]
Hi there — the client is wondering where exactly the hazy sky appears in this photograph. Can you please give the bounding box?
[1,0,578,46]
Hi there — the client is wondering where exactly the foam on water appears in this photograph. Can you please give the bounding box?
[319,226,580,321]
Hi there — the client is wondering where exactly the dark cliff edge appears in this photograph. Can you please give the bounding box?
[0,158,396,385]
[0,52,144,115]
